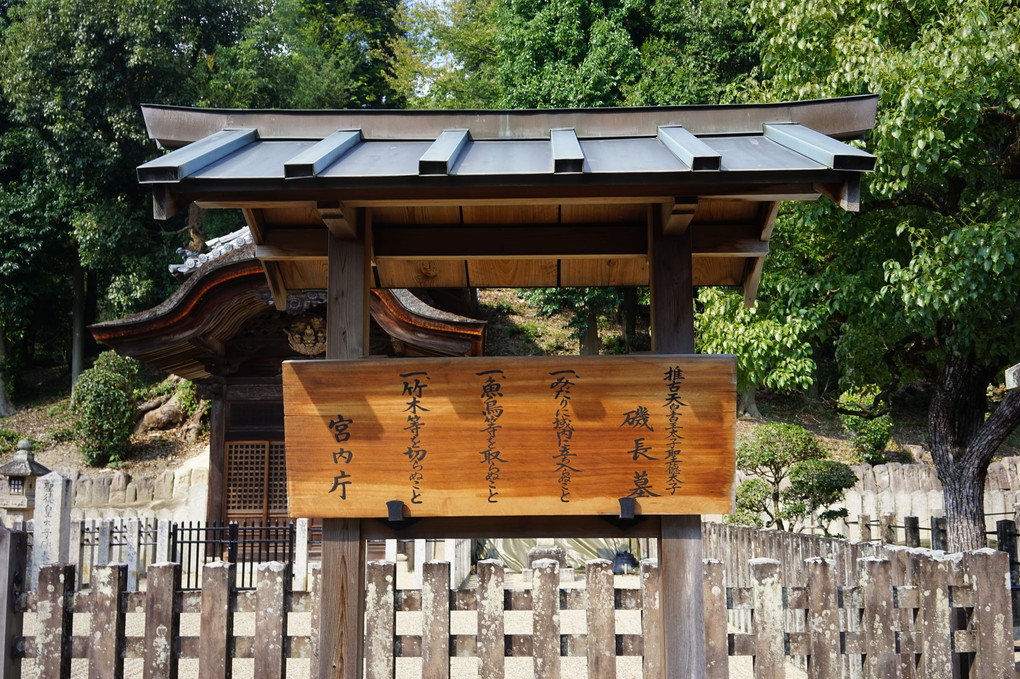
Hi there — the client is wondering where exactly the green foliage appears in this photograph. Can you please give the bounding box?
[730,422,855,532]
[519,287,621,353]
[71,352,139,466]
[0,428,20,453]
[782,459,858,533]
[695,288,816,413]
[175,380,200,419]
[838,386,893,464]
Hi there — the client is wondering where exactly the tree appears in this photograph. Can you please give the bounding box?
[387,0,499,108]
[730,422,856,532]
[748,0,1020,550]
[695,288,815,416]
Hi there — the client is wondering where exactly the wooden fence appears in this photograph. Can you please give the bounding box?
[2,525,1017,679]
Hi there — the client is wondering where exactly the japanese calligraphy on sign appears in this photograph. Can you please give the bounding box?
[283,355,735,518]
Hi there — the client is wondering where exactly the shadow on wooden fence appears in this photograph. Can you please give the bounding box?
[2,525,1016,678]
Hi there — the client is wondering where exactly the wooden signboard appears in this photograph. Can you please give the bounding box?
[283,355,736,518]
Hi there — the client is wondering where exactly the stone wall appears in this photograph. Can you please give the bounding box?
[842,457,1020,541]
[55,447,208,523]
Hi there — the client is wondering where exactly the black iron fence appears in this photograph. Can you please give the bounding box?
[170,519,295,589]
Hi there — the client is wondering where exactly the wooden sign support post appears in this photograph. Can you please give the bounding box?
[651,223,707,678]
[319,229,369,679]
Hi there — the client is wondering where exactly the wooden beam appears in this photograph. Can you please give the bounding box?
[690,224,770,257]
[743,202,779,306]
[662,198,698,236]
[743,257,766,308]
[374,223,647,259]
[262,261,288,311]
[152,185,182,221]
[814,176,861,212]
[318,201,357,239]
[242,207,268,243]
[254,228,329,260]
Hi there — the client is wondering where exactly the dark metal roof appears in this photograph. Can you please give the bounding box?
[138,101,877,186]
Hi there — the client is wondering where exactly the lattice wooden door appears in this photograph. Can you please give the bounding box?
[225,441,288,522]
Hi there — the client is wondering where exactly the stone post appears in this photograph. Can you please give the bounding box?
[294,517,309,591]
[32,471,72,589]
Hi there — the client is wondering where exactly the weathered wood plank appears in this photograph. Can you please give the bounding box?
[805,558,839,679]
[586,559,615,679]
[532,559,560,679]
[318,520,363,679]
[703,559,728,679]
[255,562,288,679]
[477,559,505,679]
[0,528,27,679]
[89,564,126,679]
[422,561,450,679]
[750,558,784,679]
[859,558,897,679]
[36,563,74,679]
[144,562,180,679]
[199,561,234,679]
[365,561,395,679]
[963,549,1013,678]
[639,558,663,678]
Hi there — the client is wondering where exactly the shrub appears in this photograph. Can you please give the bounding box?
[729,422,856,534]
[838,386,893,465]
[72,351,139,466]
[0,428,20,453]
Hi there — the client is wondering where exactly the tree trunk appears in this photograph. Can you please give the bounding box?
[71,255,86,388]
[579,309,599,355]
[0,324,14,417]
[941,464,988,551]
[929,352,1020,552]
[738,384,762,418]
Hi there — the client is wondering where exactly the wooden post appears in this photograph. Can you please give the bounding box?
[532,559,560,679]
[422,560,450,679]
[651,222,706,679]
[702,559,728,679]
[36,563,74,679]
[309,563,321,679]
[476,559,505,679]
[364,561,395,679]
[858,558,896,679]
[879,514,896,545]
[931,516,948,552]
[859,514,872,543]
[0,528,27,679]
[255,561,288,679]
[904,516,920,548]
[320,231,367,679]
[994,519,1019,627]
[805,557,839,679]
[89,563,127,679]
[144,562,180,679]
[586,559,615,679]
[200,561,235,679]
[963,549,1013,677]
[750,558,784,679]
[640,558,663,679]
[917,554,953,679]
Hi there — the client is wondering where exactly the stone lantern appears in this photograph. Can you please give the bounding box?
[0,439,51,525]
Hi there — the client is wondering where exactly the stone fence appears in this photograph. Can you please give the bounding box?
[841,456,1020,541]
